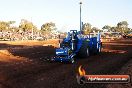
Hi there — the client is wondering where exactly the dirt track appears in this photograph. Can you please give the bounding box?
[0,39,132,88]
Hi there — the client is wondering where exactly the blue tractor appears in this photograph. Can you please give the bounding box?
[53,30,101,63]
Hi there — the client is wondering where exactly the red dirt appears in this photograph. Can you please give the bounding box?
[0,39,132,88]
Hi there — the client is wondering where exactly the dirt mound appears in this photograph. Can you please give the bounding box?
[0,49,27,63]
[0,50,12,56]
[0,39,59,46]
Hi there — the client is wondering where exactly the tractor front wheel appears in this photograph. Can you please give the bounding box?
[71,58,75,63]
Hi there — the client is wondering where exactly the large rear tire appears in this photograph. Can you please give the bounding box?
[95,43,101,54]
[78,41,90,58]
[86,47,90,57]
[98,45,101,53]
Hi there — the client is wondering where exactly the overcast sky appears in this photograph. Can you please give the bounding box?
[0,0,131,32]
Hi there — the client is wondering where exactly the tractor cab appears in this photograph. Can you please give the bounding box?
[61,30,78,50]
[54,30,79,63]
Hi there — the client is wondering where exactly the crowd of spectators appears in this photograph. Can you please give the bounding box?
[0,30,61,41]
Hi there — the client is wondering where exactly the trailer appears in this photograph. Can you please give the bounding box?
[53,30,102,63]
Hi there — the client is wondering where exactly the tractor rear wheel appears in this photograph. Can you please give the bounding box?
[96,43,101,54]
[78,41,90,58]
[93,43,101,54]
[98,45,101,53]
[86,47,90,57]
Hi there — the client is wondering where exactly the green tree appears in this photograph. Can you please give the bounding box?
[117,21,129,34]
[121,21,128,27]
[102,25,111,32]
[41,22,56,31]
[19,19,35,32]
[0,21,10,32]
[8,21,16,25]
[8,21,16,32]
[110,27,117,32]
[41,22,56,35]
[92,27,100,33]
[82,23,92,34]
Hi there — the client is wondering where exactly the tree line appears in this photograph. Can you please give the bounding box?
[0,19,58,40]
[0,19,131,40]
[82,21,132,35]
